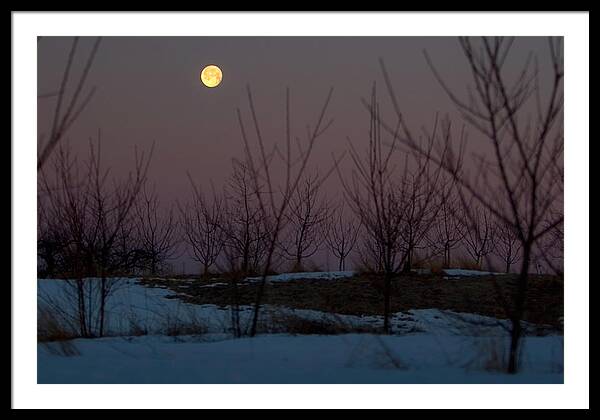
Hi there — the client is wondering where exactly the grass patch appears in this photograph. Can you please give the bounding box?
[144,272,563,330]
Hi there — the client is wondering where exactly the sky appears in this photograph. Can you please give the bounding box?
[37,36,559,273]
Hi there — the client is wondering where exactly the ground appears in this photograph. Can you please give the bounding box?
[37,271,564,384]
[38,333,563,384]
[140,271,564,328]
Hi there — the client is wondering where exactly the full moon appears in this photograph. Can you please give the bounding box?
[200,65,222,88]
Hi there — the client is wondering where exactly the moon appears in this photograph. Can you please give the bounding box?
[200,65,223,88]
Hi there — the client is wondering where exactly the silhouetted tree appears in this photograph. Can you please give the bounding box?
[179,175,225,278]
[356,233,385,274]
[535,210,564,276]
[134,185,179,275]
[379,36,563,372]
[463,205,496,269]
[324,202,360,271]
[237,86,335,337]
[396,148,445,272]
[341,85,444,333]
[219,161,271,276]
[493,218,522,273]
[279,174,329,271]
[38,137,152,337]
[429,181,466,268]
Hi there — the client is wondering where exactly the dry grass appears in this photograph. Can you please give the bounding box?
[455,258,483,271]
[38,307,81,356]
[161,308,209,337]
[37,307,78,343]
[143,272,563,329]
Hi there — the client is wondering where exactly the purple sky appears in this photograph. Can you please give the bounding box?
[37,36,558,273]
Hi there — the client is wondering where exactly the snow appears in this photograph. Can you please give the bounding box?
[37,277,563,384]
[442,269,503,277]
[38,278,233,335]
[197,282,229,288]
[38,333,563,384]
[245,270,356,283]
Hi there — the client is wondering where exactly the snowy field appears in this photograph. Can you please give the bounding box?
[38,334,563,384]
[37,277,564,384]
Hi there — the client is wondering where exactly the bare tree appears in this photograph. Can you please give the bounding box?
[237,86,335,337]
[38,197,67,278]
[134,185,179,276]
[219,161,271,276]
[340,85,407,334]
[463,205,496,269]
[493,218,522,273]
[278,174,329,271]
[38,137,152,337]
[39,144,93,336]
[84,137,152,337]
[378,36,563,372]
[216,161,277,338]
[38,37,102,171]
[429,181,466,268]
[533,210,563,276]
[396,148,445,272]
[324,202,360,271]
[340,84,447,333]
[179,176,225,278]
[356,231,385,274]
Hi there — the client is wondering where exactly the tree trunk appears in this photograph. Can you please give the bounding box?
[383,271,392,334]
[76,279,88,337]
[507,244,531,374]
[230,277,241,338]
[241,240,251,275]
[403,248,413,273]
[151,257,158,276]
[99,276,107,337]
[295,253,303,272]
[443,244,450,268]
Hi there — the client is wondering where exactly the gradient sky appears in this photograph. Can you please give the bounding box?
[37,36,557,272]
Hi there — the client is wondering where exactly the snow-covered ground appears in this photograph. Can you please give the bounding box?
[38,277,231,336]
[38,334,563,384]
[37,277,548,337]
[37,277,563,384]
